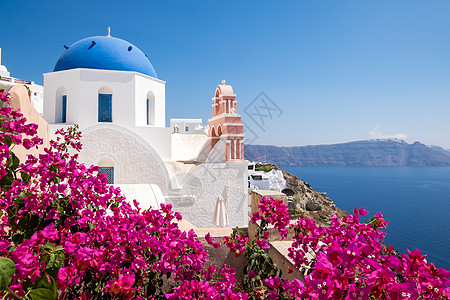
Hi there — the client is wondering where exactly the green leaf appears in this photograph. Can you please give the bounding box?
[21,172,31,184]
[52,175,61,185]
[54,246,64,252]
[55,252,65,266]
[11,230,25,244]
[3,135,12,147]
[28,288,55,300]
[37,275,57,300]
[0,171,14,187]
[17,213,41,240]
[11,152,19,171]
[42,243,55,251]
[0,257,15,290]
[365,216,375,224]
[49,277,57,300]
[275,266,282,277]
[17,191,27,199]
[6,152,13,168]
[47,254,58,269]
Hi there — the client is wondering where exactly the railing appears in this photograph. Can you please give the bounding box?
[0,76,32,85]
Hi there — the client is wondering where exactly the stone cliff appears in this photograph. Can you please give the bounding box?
[246,139,450,167]
[271,165,349,226]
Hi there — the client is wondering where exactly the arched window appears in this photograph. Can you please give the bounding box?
[236,139,241,159]
[61,95,67,123]
[98,86,112,122]
[98,158,114,184]
[146,91,155,125]
[55,87,67,123]
[146,99,150,125]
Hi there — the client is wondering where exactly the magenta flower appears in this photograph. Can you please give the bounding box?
[108,273,135,295]
[248,269,256,279]
[265,276,282,289]
[1,88,450,299]
[205,232,221,249]
[57,267,80,290]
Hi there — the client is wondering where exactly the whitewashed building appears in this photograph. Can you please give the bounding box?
[41,32,248,228]
[0,48,44,115]
[170,119,204,134]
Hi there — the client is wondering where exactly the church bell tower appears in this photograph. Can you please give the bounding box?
[208,80,244,161]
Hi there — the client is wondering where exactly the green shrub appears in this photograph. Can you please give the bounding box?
[257,166,272,172]
[288,208,303,219]
[292,194,302,203]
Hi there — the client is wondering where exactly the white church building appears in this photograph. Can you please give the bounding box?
[38,32,248,228]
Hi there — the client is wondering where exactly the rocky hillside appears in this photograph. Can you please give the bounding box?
[275,165,349,227]
[246,139,450,166]
[430,145,450,157]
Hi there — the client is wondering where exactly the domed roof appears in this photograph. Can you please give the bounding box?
[54,36,157,78]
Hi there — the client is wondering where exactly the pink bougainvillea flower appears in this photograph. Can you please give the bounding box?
[205,232,221,249]
[109,273,135,295]
[248,269,256,279]
[40,223,59,240]
[1,87,450,299]
[265,276,282,289]
[57,267,80,290]
[358,207,368,216]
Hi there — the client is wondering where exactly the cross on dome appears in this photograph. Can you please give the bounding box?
[221,80,226,85]
[107,26,111,37]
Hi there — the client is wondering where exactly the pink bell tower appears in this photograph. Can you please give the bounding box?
[208,80,244,161]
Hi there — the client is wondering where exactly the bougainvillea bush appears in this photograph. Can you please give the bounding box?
[226,192,450,299]
[0,90,248,299]
[0,88,449,299]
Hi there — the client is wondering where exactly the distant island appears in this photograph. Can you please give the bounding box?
[245,139,450,166]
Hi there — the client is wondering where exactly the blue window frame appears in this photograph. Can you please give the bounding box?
[146,99,150,125]
[62,95,67,123]
[98,167,114,184]
[98,94,112,122]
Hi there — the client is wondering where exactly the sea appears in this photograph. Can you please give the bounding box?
[280,166,450,271]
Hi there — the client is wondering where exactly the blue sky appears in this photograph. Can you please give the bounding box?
[2,0,450,148]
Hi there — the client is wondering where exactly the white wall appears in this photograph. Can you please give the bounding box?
[132,126,172,160]
[171,133,208,161]
[0,80,43,115]
[30,83,44,115]
[206,137,227,163]
[78,126,170,194]
[166,160,249,228]
[43,68,166,129]
[114,184,165,210]
[43,68,249,229]
[44,68,171,160]
[135,75,165,127]
[170,119,203,134]
[44,69,80,124]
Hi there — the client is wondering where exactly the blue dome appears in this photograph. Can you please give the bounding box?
[54,36,157,78]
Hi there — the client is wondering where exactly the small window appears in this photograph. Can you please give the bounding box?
[146,99,150,125]
[98,94,112,122]
[98,167,114,184]
[146,91,155,126]
[185,126,189,132]
[251,175,262,181]
[62,95,67,123]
